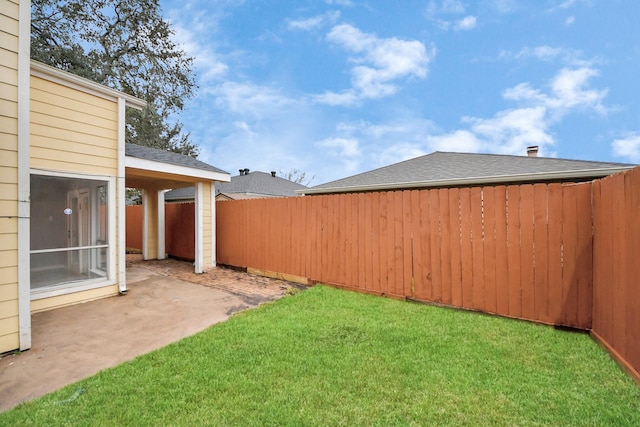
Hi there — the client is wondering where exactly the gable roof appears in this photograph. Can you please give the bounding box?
[164,170,307,201]
[125,143,228,175]
[302,151,635,195]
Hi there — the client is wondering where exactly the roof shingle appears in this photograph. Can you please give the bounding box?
[125,143,228,175]
[304,151,635,194]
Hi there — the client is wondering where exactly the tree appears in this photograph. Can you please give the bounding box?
[31,0,199,156]
[279,168,315,186]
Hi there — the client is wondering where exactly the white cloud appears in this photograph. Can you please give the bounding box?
[426,130,483,153]
[208,82,296,116]
[425,65,608,156]
[316,137,362,173]
[612,133,640,162]
[325,0,354,6]
[453,15,477,31]
[168,13,229,84]
[317,24,432,105]
[427,107,552,155]
[547,0,585,13]
[288,11,341,31]
[566,16,576,25]
[548,67,607,113]
[557,0,577,8]
[426,1,474,31]
[314,90,360,106]
[426,0,465,15]
[320,118,436,171]
[513,45,564,61]
[491,0,516,13]
[375,143,429,167]
[504,67,607,116]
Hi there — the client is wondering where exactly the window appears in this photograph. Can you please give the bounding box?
[30,173,112,293]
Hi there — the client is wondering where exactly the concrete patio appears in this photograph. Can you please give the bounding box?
[0,256,296,412]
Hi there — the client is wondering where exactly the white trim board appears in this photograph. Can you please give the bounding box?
[126,157,230,183]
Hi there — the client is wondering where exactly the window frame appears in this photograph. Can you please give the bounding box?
[30,169,117,300]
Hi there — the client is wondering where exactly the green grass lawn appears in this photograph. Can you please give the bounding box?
[3,286,639,426]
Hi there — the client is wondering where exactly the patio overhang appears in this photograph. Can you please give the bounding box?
[125,157,230,190]
[123,146,230,278]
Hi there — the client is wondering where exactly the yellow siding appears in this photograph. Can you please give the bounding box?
[0,316,18,339]
[146,197,158,259]
[201,182,213,269]
[0,228,17,252]
[0,115,17,135]
[0,281,18,300]
[0,333,19,353]
[0,248,18,268]
[0,200,17,216]
[31,284,119,313]
[0,266,18,287]
[0,64,19,85]
[29,75,118,175]
[0,0,19,19]
[0,25,18,53]
[0,0,19,354]
[0,16,18,40]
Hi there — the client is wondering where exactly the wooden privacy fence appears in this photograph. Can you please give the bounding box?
[592,168,640,380]
[125,203,195,261]
[217,182,594,329]
[165,203,195,261]
[125,204,143,251]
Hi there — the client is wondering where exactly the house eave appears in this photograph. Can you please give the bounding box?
[125,156,231,183]
[298,167,635,195]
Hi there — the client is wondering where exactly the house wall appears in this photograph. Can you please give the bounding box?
[29,74,120,311]
[30,76,118,175]
[0,0,21,353]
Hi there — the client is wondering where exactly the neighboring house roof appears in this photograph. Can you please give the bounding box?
[125,143,228,175]
[301,151,635,195]
[164,170,307,201]
[218,171,307,197]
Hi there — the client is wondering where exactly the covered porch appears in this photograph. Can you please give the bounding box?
[124,144,230,275]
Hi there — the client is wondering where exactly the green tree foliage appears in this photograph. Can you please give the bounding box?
[31,0,199,156]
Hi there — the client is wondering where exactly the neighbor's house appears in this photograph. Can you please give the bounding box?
[164,169,307,202]
[0,0,229,354]
[300,149,635,195]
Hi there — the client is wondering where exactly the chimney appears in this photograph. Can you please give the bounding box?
[239,169,244,175]
[244,168,250,175]
[526,146,539,157]
[271,171,276,177]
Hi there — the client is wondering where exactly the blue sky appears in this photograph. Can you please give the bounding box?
[160,0,640,185]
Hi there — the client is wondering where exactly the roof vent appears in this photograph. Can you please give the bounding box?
[244,168,250,175]
[526,146,539,157]
[271,171,276,177]
[239,169,244,175]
